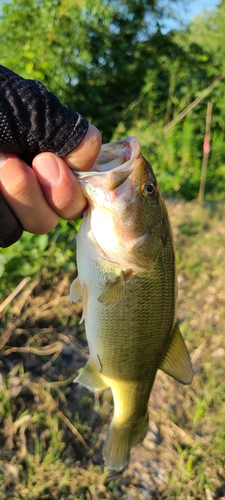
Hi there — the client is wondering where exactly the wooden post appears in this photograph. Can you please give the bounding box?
[198,101,213,205]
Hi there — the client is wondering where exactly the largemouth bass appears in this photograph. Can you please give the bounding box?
[70,137,193,471]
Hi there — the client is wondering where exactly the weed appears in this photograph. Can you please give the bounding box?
[0,201,225,499]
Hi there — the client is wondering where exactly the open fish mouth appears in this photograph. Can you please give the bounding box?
[72,136,141,186]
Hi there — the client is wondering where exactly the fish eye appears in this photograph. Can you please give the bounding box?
[143,180,155,196]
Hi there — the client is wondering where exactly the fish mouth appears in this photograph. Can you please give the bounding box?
[72,136,141,190]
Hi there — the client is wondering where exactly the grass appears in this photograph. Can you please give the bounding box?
[0,200,225,499]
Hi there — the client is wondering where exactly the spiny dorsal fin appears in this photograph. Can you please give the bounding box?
[98,273,125,306]
[160,322,193,385]
[74,361,108,391]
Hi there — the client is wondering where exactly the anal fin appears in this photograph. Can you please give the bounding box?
[160,322,193,385]
[74,361,108,391]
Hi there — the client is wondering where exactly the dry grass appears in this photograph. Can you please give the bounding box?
[0,200,225,500]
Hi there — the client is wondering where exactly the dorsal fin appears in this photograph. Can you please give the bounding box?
[160,322,193,385]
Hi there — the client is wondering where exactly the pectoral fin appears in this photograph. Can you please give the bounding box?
[98,273,125,306]
[70,276,82,303]
[70,278,88,324]
[74,361,108,391]
[79,284,88,324]
[98,270,134,307]
[160,323,193,384]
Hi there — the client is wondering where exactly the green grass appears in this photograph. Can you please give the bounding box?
[0,200,225,499]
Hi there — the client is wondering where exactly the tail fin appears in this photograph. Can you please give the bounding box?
[103,414,149,472]
[103,425,131,472]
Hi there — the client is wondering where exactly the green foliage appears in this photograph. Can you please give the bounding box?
[0,0,225,199]
[0,4,225,497]
[0,219,79,301]
[0,201,225,499]
[0,0,179,140]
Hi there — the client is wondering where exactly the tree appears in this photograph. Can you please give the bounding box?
[1,0,224,199]
[0,0,183,140]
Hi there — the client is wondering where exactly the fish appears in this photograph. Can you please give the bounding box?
[70,136,193,472]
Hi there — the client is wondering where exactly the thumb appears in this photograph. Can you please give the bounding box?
[63,124,102,171]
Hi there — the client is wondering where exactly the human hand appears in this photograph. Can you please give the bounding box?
[0,124,101,241]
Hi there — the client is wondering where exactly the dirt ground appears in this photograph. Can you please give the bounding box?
[0,201,225,500]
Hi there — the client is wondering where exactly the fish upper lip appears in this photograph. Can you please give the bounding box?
[71,136,141,179]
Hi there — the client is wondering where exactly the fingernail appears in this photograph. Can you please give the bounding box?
[33,155,61,186]
[0,152,7,168]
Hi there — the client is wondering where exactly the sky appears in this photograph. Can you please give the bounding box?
[185,0,220,21]
[161,0,220,32]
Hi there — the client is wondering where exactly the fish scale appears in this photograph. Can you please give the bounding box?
[70,136,193,471]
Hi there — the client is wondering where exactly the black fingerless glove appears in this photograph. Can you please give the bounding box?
[0,65,89,247]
